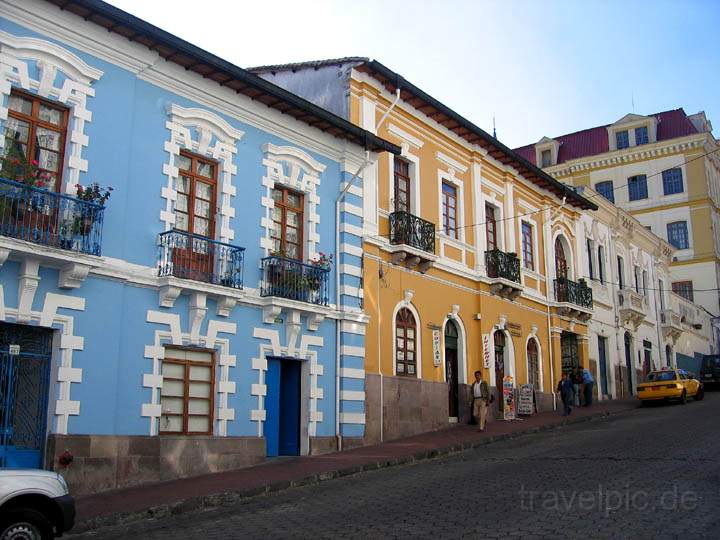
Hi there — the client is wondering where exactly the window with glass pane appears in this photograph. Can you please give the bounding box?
[597,245,605,284]
[160,348,214,435]
[395,308,417,376]
[541,149,552,167]
[595,181,615,203]
[662,168,683,195]
[175,151,216,237]
[522,222,534,270]
[3,90,68,191]
[394,158,411,213]
[271,186,304,260]
[616,130,629,149]
[586,239,594,280]
[441,182,458,238]
[527,339,540,391]
[672,281,694,302]
[485,203,498,251]
[635,126,649,145]
[628,175,648,201]
[666,221,689,249]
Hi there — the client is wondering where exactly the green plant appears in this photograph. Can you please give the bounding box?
[75,182,113,206]
[1,135,53,188]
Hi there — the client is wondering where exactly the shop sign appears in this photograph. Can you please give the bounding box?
[432,328,441,367]
[482,334,491,368]
[507,322,522,337]
[518,384,535,416]
[503,375,515,420]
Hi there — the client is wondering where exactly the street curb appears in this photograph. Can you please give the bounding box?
[71,405,638,535]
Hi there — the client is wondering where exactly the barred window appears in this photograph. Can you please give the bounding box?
[595,181,615,203]
[635,126,649,145]
[616,130,629,149]
[628,175,648,201]
[672,281,694,302]
[522,222,534,270]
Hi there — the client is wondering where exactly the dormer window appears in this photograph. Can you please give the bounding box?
[635,126,649,145]
[616,130,629,150]
[541,149,552,168]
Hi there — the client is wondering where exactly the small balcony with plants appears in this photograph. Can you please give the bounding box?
[388,211,437,273]
[260,252,331,306]
[485,249,522,299]
[0,149,108,256]
[554,277,593,321]
[157,229,245,290]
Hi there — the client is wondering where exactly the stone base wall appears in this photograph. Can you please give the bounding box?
[309,436,337,456]
[365,374,452,444]
[46,434,265,496]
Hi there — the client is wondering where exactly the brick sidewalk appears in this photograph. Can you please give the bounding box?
[73,399,638,533]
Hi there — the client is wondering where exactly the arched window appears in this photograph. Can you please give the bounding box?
[494,331,506,412]
[395,308,417,377]
[527,339,540,391]
[555,237,568,279]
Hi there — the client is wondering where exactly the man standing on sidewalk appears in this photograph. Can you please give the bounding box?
[582,366,595,406]
[471,370,492,431]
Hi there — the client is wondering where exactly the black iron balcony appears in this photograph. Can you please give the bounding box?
[261,256,330,306]
[485,249,521,283]
[554,277,593,309]
[389,211,435,254]
[0,176,104,255]
[157,229,245,289]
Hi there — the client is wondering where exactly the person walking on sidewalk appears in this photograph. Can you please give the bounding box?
[557,372,575,416]
[582,366,595,406]
[471,370,492,431]
[572,366,584,407]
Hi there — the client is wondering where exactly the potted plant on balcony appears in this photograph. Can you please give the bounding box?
[72,182,112,236]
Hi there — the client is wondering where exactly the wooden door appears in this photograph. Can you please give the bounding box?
[494,332,505,413]
[394,159,411,213]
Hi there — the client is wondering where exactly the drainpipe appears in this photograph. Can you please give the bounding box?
[334,87,401,452]
[335,151,370,453]
[375,88,399,444]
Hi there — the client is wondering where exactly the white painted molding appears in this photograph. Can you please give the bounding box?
[436,151,469,174]
[58,263,90,289]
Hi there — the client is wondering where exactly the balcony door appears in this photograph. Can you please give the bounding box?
[173,151,217,282]
[393,158,411,214]
[271,187,304,261]
[555,237,568,279]
[485,204,497,251]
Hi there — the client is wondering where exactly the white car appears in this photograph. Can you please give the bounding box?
[0,469,74,539]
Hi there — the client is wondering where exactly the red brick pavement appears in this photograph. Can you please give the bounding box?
[74,399,637,531]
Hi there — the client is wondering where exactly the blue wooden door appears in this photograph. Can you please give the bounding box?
[0,323,52,469]
[279,360,301,456]
[264,358,281,457]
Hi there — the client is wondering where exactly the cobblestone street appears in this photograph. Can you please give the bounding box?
[74,394,720,539]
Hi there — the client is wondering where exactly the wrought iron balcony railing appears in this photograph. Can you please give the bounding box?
[157,229,245,289]
[485,249,521,283]
[554,277,593,309]
[389,211,435,254]
[0,177,104,255]
[260,256,330,306]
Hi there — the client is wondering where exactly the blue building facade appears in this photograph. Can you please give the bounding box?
[0,0,398,493]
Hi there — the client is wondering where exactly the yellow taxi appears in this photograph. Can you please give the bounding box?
[637,369,705,405]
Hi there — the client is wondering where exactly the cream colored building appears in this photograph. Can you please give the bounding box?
[576,186,714,400]
[516,109,720,354]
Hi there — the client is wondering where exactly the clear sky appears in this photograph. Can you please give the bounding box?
[108,0,720,148]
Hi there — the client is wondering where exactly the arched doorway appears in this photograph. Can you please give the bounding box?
[395,308,418,377]
[494,331,506,413]
[624,332,633,396]
[444,320,459,418]
[527,339,540,391]
[665,345,673,368]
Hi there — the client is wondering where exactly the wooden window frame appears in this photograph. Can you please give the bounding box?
[666,221,689,250]
[176,150,218,239]
[395,308,417,377]
[5,88,70,192]
[522,221,534,270]
[672,281,694,302]
[393,158,411,214]
[527,339,540,391]
[541,149,552,168]
[486,203,498,251]
[441,181,458,239]
[555,237,568,279]
[271,186,305,261]
[160,347,216,436]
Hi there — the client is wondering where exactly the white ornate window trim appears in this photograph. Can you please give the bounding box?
[142,298,237,436]
[391,290,422,379]
[260,143,326,261]
[162,104,244,243]
[0,31,103,195]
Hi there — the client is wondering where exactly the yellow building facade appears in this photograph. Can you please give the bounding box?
[252,58,598,443]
